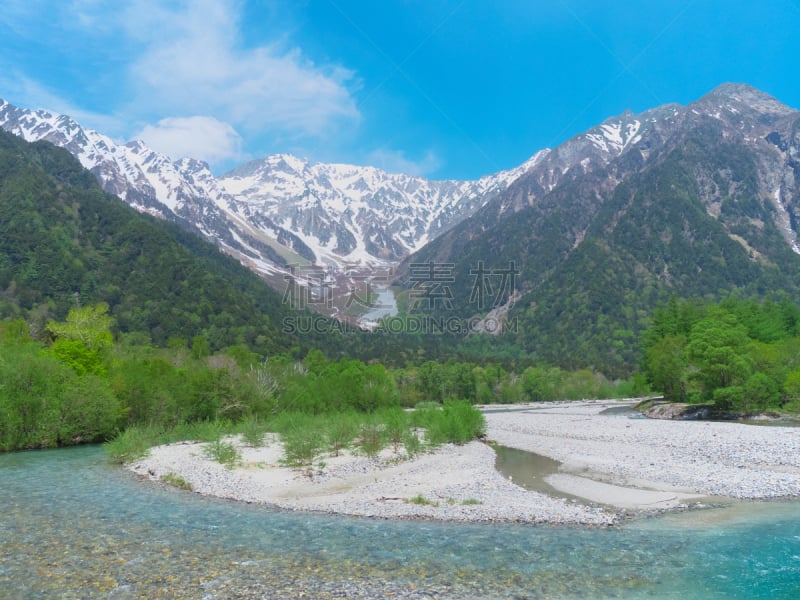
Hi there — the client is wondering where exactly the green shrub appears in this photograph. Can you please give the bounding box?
[238,415,268,447]
[323,412,360,456]
[404,494,438,506]
[161,419,229,444]
[0,343,72,450]
[277,414,327,475]
[380,407,408,452]
[422,400,486,447]
[203,439,241,468]
[357,421,386,459]
[402,429,423,457]
[57,374,123,444]
[160,472,192,490]
[103,425,159,463]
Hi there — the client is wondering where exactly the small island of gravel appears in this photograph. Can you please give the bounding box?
[129,401,800,525]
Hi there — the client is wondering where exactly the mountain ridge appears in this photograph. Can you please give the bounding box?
[396,83,800,374]
[0,98,547,276]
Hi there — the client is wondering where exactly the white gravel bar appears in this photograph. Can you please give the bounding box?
[129,401,800,525]
[486,400,800,501]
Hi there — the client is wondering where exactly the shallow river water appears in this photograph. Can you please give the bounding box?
[1,446,799,599]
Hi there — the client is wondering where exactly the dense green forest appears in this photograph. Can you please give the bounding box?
[0,129,306,355]
[3,129,800,457]
[0,304,644,452]
[5,295,799,453]
[641,296,800,413]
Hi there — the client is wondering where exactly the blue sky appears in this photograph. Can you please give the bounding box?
[1,1,799,179]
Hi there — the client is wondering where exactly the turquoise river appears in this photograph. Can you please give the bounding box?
[1,446,799,598]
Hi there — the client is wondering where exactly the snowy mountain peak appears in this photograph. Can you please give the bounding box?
[215,150,544,265]
[1,98,542,273]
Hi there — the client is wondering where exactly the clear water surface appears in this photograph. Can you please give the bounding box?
[1,446,799,599]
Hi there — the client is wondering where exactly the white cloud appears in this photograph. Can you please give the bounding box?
[121,0,360,139]
[365,148,443,177]
[135,116,243,164]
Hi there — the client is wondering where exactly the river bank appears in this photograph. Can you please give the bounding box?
[128,401,800,525]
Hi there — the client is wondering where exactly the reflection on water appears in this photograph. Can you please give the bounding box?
[492,444,591,505]
[1,446,799,598]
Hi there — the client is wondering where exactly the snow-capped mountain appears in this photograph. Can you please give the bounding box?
[4,82,798,287]
[0,99,242,250]
[400,82,800,300]
[0,98,546,275]
[391,83,800,372]
[216,151,548,266]
[461,84,800,255]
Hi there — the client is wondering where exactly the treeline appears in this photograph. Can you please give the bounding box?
[0,304,644,452]
[642,296,800,413]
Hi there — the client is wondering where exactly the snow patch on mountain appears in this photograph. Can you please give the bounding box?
[215,149,550,265]
[585,118,642,154]
[1,98,545,273]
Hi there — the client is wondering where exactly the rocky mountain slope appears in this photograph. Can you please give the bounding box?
[0,99,545,276]
[397,83,800,373]
[4,83,800,373]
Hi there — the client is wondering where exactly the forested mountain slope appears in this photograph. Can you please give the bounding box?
[0,130,300,355]
[396,84,800,375]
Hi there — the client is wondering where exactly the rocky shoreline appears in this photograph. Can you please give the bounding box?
[487,401,800,500]
[129,401,800,526]
[131,434,618,526]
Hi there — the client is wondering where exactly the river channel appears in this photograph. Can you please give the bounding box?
[1,445,799,598]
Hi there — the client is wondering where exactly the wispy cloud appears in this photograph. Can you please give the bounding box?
[121,0,360,139]
[1,0,361,168]
[0,71,126,138]
[365,148,442,177]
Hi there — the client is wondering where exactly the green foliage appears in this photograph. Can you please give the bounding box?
[357,421,386,459]
[102,425,158,464]
[47,339,107,376]
[380,407,408,452]
[56,374,123,444]
[643,336,688,401]
[642,297,800,413]
[686,311,753,397]
[190,335,211,360]
[520,366,561,402]
[0,319,32,344]
[46,303,114,352]
[414,400,486,446]
[324,412,360,457]
[402,429,423,457]
[0,340,122,450]
[160,473,192,491]
[274,413,327,474]
[164,420,230,444]
[404,494,438,506]
[238,415,268,448]
[203,439,241,469]
[742,373,781,414]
